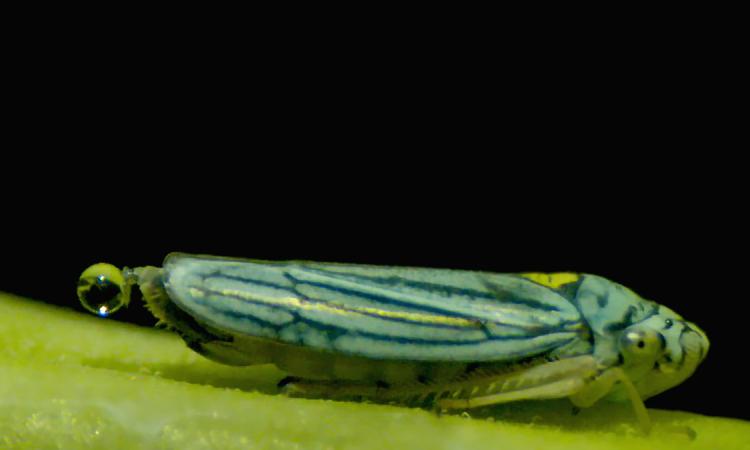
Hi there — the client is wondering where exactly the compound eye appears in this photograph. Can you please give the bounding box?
[77,263,130,317]
[620,328,665,361]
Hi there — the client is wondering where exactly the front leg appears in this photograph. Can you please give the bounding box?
[569,367,651,434]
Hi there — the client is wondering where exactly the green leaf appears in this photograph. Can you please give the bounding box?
[1,293,747,449]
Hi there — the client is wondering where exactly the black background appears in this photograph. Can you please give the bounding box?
[1,38,745,421]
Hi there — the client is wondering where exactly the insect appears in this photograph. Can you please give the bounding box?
[77,253,709,434]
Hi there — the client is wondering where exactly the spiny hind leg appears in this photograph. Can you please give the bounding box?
[437,377,586,409]
[438,355,598,410]
[277,356,597,406]
[436,363,654,435]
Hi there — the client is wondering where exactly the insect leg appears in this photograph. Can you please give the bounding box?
[437,355,598,409]
[437,378,586,408]
[569,367,652,434]
[281,356,603,409]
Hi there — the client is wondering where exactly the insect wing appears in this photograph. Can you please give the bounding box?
[163,254,584,362]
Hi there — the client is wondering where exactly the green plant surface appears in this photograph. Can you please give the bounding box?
[1,292,748,450]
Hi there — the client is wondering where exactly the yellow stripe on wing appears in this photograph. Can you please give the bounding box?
[195,287,480,328]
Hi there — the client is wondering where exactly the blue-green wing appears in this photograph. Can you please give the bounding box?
[163,254,586,362]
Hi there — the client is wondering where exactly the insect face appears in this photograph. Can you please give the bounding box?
[619,308,709,400]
